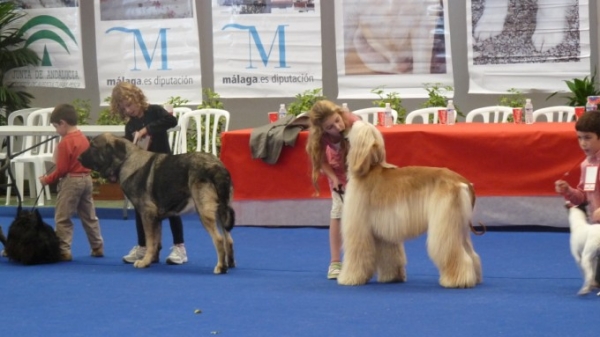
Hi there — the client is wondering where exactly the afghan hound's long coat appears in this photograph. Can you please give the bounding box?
[337,121,482,288]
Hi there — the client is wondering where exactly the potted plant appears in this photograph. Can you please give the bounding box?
[546,72,600,107]
[0,2,39,120]
[423,83,462,114]
[420,82,462,123]
[499,88,526,108]
[91,96,125,199]
[371,86,406,123]
[72,98,91,125]
[499,88,526,122]
[166,95,189,108]
[287,88,326,116]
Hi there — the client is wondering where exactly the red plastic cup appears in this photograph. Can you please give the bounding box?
[512,108,523,124]
[377,111,385,126]
[438,109,447,124]
[268,112,279,123]
[575,106,585,119]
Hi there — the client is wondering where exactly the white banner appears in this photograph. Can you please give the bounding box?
[5,3,85,89]
[212,0,322,98]
[467,0,590,94]
[335,0,453,99]
[94,0,202,104]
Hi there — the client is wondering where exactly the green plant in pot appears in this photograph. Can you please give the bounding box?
[72,98,91,125]
[96,96,124,125]
[0,1,40,122]
[166,95,189,108]
[499,88,526,122]
[422,82,462,122]
[546,72,600,107]
[371,86,406,123]
[287,88,326,116]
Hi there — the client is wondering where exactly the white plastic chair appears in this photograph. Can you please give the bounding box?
[532,106,575,122]
[465,106,514,123]
[4,107,40,205]
[176,109,231,156]
[11,108,56,206]
[353,107,398,125]
[168,107,192,153]
[405,107,448,124]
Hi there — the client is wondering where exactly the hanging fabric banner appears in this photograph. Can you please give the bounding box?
[94,0,202,104]
[335,0,453,99]
[212,0,322,98]
[467,0,590,94]
[5,1,85,89]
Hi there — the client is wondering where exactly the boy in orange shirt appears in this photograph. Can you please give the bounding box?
[39,104,104,261]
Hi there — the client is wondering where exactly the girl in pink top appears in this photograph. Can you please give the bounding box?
[306,100,360,279]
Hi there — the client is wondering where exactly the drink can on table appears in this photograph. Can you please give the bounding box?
[438,109,447,124]
[512,108,523,123]
[377,111,385,126]
[268,112,279,123]
[575,106,585,119]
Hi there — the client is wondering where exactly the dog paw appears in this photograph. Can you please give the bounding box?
[133,260,150,268]
[213,265,228,274]
[337,274,368,286]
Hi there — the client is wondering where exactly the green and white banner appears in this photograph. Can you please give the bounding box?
[212,0,322,98]
[94,0,202,104]
[5,3,85,88]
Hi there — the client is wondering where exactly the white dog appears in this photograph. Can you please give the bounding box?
[474,0,576,52]
[337,121,482,288]
[567,202,600,296]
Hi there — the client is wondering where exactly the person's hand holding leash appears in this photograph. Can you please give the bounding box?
[332,184,344,202]
[555,180,570,194]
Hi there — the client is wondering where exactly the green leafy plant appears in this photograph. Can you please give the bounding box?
[371,86,406,124]
[96,96,124,125]
[547,72,600,107]
[166,95,189,108]
[72,98,91,125]
[92,96,124,184]
[0,2,40,120]
[499,88,526,108]
[422,83,462,121]
[198,88,224,110]
[287,88,326,116]
[499,88,526,123]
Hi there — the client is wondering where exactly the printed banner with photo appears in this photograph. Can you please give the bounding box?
[94,0,202,104]
[5,1,85,89]
[212,0,322,98]
[335,0,453,99]
[467,0,590,94]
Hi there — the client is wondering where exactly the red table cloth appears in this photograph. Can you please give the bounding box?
[221,123,582,200]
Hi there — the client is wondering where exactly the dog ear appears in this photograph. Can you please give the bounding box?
[347,123,384,177]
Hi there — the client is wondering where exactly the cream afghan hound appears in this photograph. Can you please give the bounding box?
[337,121,482,288]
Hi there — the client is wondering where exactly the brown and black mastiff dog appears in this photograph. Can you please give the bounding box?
[79,133,235,273]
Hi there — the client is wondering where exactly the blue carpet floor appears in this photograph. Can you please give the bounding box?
[0,208,598,337]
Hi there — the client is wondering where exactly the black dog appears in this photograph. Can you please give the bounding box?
[0,208,60,265]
